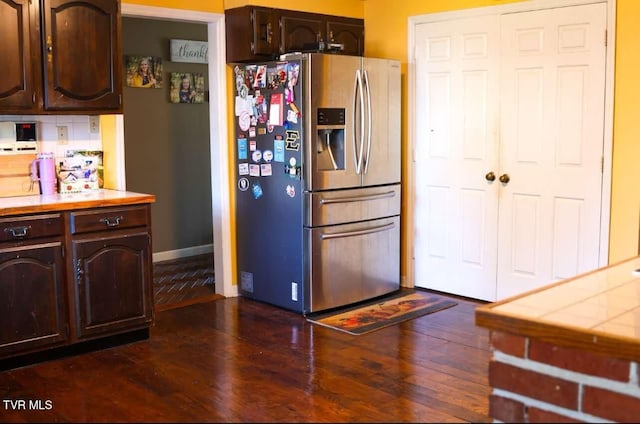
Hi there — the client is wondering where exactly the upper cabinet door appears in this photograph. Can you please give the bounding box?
[251,7,277,56]
[0,0,40,112]
[279,11,324,54]
[326,18,364,56]
[41,0,122,111]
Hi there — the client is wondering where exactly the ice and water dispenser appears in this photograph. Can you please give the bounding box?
[316,108,345,170]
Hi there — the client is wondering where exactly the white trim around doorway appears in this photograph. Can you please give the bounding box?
[405,0,616,287]
[119,3,237,298]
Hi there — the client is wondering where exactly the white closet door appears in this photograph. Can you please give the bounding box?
[413,16,501,301]
[497,3,607,299]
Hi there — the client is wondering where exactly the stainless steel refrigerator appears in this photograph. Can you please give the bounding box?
[233,53,401,314]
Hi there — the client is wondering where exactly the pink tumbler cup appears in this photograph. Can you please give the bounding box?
[31,152,57,195]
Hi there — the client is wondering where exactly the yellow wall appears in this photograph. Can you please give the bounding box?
[122,0,224,13]
[609,0,640,262]
[224,0,363,17]
[116,0,640,284]
[362,0,640,267]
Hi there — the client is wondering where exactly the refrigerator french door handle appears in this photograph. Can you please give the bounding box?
[319,190,396,205]
[363,69,372,174]
[353,69,365,175]
[320,222,395,240]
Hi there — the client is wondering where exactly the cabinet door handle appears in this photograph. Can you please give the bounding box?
[4,226,31,238]
[76,258,84,283]
[99,215,124,227]
[46,35,53,63]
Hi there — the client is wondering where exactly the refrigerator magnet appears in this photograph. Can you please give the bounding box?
[249,164,260,177]
[285,87,294,104]
[238,111,250,131]
[274,140,285,162]
[287,109,298,124]
[255,65,267,88]
[257,127,267,135]
[286,185,295,198]
[238,163,249,176]
[251,150,262,163]
[269,92,283,126]
[287,63,299,87]
[263,150,273,163]
[252,183,263,199]
[285,164,301,179]
[260,163,272,176]
[285,130,300,151]
[249,127,256,138]
[237,177,249,191]
[249,140,257,151]
[237,138,247,160]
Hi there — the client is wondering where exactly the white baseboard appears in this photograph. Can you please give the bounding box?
[153,244,214,263]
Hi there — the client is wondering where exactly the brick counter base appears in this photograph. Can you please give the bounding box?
[488,331,640,422]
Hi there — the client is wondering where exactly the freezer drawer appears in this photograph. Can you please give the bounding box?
[305,216,400,313]
[304,184,400,227]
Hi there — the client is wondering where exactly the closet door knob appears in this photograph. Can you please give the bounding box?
[499,173,510,184]
[485,172,496,182]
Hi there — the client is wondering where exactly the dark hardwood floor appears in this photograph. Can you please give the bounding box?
[0,292,492,423]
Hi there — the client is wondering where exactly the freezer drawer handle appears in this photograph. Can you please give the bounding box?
[320,222,395,240]
[319,190,396,205]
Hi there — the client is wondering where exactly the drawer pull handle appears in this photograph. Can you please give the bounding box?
[100,216,124,227]
[4,226,31,238]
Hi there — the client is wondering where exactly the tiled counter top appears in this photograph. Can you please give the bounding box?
[0,189,156,216]
[476,256,640,361]
[475,257,640,422]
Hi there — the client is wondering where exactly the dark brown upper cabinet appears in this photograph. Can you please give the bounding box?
[225,6,278,63]
[0,0,40,113]
[326,17,365,57]
[225,5,364,63]
[0,0,122,114]
[279,11,324,55]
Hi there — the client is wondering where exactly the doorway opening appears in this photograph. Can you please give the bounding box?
[116,4,234,300]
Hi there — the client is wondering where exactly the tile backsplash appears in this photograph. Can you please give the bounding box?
[1,115,103,157]
[0,115,103,197]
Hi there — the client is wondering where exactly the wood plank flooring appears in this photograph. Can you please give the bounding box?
[0,291,492,423]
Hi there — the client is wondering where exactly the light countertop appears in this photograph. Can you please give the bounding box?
[0,189,156,216]
[476,256,640,361]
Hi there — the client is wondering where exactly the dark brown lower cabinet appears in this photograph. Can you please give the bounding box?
[0,241,68,357]
[72,232,152,339]
[0,203,154,362]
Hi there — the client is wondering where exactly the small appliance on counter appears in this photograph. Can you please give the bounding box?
[30,152,57,195]
[0,122,38,155]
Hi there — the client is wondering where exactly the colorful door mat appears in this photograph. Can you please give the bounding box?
[306,289,458,335]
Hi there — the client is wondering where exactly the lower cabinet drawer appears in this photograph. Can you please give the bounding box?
[70,206,148,234]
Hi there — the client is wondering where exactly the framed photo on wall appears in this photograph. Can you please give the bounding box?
[125,55,163,88]
[170,72,205,103]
